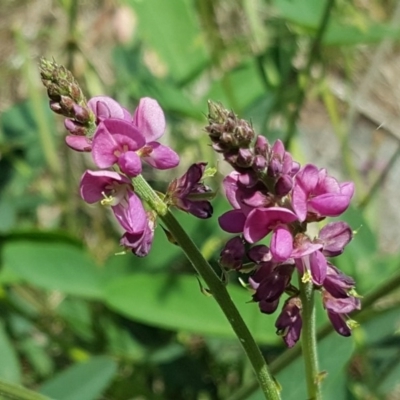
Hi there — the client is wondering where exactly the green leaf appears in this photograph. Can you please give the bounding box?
[39,356,117,400]
[2,241,104,299]
[127,0,208,82]
[104,273,278,343]
[0,320,21,383]
[204,60,266,113]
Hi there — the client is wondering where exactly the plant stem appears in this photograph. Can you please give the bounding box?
[132,174,281,400]
[0,380,52,400]
[298,275,321,400]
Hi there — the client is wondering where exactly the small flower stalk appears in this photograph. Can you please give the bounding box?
[41,59,213,257]
[209,101,360,348]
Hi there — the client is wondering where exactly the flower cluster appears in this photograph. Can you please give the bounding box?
[40,58,214,257]
[210,102,360,347]
[77,96,181,256]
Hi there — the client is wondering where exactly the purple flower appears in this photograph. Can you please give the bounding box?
[89,97,180,174]
[243,207,298,261]
[295,250,327,286]
[219,236,245,270]
[323,263,356,298]
[322,289,360,336]
[318,221,353,257]
[275,297,302,348]
[249,262,294,311]
[80,170,147,235]
[166,163,213,219]
[92,119,146,177]
[120,212,156,257]
[292,164,354,222]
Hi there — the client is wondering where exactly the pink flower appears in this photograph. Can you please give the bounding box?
[80,170,147,235]
[292,164,354,222]
[89,97,180,175]
[92,119,145,177]
[243,207,298,260]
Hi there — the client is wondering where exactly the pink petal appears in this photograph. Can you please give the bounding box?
[218,210,246,233]
[223,172,241,209]
[340,181,355,198]
[80,170,128,203]
[309,193,351,217]
[112,191,146,234]
[142,142,179,170]
[292,182,308,222]
[88,96,127,120]
[243,209,272,243]
[65,135,92,152]
[270,226,293,262]
[133,97,166,142]
[118,151,142,177]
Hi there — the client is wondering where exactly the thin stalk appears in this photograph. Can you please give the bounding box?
[0,380,52,400]
[298,276,321,400]
[132,174,280,400]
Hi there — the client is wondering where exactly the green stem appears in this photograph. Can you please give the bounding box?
[132,175,280,400]
[0,379,52,400]
[298,275,321,400]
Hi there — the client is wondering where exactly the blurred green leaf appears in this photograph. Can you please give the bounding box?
[0,320,21,383]
[273,0,325,28]
[20,337,54,378]
[204,60,266,113]
[39,356,117,400]
[127,0,209,83]
[105,273,277,343]
[2,241,104,299]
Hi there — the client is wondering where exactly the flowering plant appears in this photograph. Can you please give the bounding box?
[36,58,361,400]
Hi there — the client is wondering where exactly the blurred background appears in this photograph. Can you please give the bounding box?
[1,0,400,399]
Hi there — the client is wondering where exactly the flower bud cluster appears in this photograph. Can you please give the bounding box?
[210,102,359,347]
[39,58,96,143]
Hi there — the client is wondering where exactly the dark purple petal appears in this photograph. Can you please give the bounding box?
[309,251,327,285]
[219,236,245,270]
[141,142,179,169]
[247,245,271,264]
[259,299,279,314]
[319,221,352,257]
[133,97,166,142]
[275,297,302,348]
[219,210,246,233]
[327,311,351,336]
[324,295,361,314]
